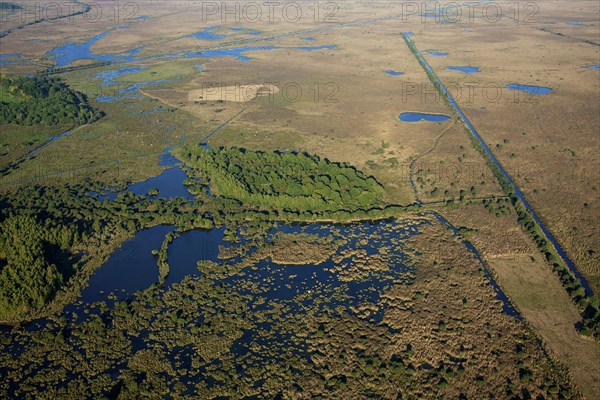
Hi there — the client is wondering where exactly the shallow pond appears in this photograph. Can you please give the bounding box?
[190,26,225,40]
[96,79,168,102]
[229,27,261,35]
[90,151,195,201]
[79,218,423,319]
[0,53,23,65]
[93,66,169,102]
[425,50,448,56]
[505,84,552,94]
[128,164,195,200]
[183,44,336,62]
[185,45,277,62]
[446,66,479,74]
[294,45,336,51]
[164,228,225,286]
[75,224,226,305]
[79,225,174,304]
[384,70,404,76]
[95,66,147,85]
[45,30,334,68]
[399,112,451,122]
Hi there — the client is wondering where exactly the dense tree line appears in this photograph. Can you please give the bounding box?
[461,119,600,339]
[0,74,103,126]
[0,182,195,320]
[44,62,111,75]
[407,28,599,338]
[0,215,77,318]
[514,200,600,337]
[177,146,385,212]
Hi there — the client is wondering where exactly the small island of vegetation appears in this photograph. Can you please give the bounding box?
[176,146,385,212]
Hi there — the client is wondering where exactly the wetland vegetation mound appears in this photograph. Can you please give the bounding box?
[259,232,339,265]
[177,146,385,212]
[0,74,103,126]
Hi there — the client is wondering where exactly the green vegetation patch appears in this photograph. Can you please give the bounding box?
[0,74,103,126]
[259,232,338,265]
[0,181,200,322]
[115,59,207,83]
[177,146,385,212]
[0,216,77,319]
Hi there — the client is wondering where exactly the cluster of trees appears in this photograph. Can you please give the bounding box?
[0,152,406,321]
[482,197,512,217]
[460,127,599,338]
[0,215,78,319]
[44,62,111,75]
[0,74,103,126]
[0,182,195,320]
[177,146,385,212]
[455,104,600,339]
[515,200,600,337]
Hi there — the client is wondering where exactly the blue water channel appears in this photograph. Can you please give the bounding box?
[90,150,195,202]
[0,53,23,65]
[403,32,591,295]
[48,29,143,68]
[26,130,71,156]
